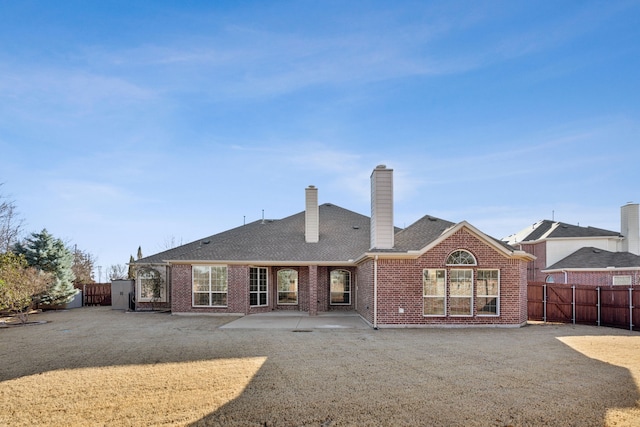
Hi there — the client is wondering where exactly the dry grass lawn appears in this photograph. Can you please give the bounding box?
[1,307,640,426]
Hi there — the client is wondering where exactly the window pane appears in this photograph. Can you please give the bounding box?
[450,297,472,315]
[424,297,445,316]
[193,266,210,292]
[446,250,476,265]
[277,269,298,304]
[259,293,267,306]
[330,270,351,305]
[249,293,258,306]
[193,293,210,306]
[477,297,497,315]
[450,270,472,296]
[423,269,445,296]
[211,293,227,306]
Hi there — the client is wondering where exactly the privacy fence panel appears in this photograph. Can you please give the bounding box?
[83,283,112,306]
[528,282,639,332]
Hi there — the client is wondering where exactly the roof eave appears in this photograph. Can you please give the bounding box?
[543,266,640,273]
[162,259,357,267]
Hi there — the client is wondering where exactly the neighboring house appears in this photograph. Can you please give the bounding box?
[135,165,534,327]
[503,203,640,286]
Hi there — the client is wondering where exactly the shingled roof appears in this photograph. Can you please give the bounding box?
[505,220,621,244]
[137,203,505,265]
[545,247,640,270]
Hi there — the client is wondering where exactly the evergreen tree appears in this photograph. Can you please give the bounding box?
[128,254,136,279]
[14,229,78,305]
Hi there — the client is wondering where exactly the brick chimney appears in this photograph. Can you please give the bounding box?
[305,185,319,243]
[370,165,394,249]
[621,203,639,255]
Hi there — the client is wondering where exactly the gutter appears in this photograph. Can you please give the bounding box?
[373,255,378,330]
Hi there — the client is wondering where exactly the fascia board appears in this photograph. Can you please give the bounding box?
[542,266,640,273]
[164,259,357,267]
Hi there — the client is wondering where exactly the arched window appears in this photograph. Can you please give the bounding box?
[277,269,298,305]
[545,275,555,284]
[330,270,351,305]
[446,250,477,266]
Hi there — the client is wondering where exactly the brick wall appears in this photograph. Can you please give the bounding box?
[520,242,546,282]
[361,228,528,326]
[171,264,357,314]
[543,270,640,287]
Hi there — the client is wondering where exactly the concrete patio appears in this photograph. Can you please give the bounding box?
[219,311,370,330]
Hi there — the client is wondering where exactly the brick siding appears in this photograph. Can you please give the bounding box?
[360,228,528,326]
[166,229,528,326]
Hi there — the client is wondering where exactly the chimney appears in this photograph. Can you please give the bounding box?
[305,185,319,243]
[370,165,394,249]
[621,203,639,255]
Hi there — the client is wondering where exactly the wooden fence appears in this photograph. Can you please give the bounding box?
[82,283,112,306]
[528,282,640,331]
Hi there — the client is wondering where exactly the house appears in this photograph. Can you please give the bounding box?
[134,165,534,327]
[503,203,640,286]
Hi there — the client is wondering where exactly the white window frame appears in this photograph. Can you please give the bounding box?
[446,250,477,266]
[330,269,351,305]
[423,269,446,317]
[477,269,500,316]
[277,269,298,305]
[137,268,166,302]
[250,267,268,307]
[449,269,473,316]
[192,265,228,307]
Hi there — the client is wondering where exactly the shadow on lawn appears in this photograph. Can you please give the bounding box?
[190,326,640,426]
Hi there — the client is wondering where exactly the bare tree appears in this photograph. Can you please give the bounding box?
[160,235,183,250]
[71,247,96,284]
[0,185,24,253]
[108,264,128,281]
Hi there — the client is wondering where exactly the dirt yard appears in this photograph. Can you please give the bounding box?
[1,307,639,426]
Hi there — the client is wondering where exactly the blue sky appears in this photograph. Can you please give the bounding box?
[1,1,639,278]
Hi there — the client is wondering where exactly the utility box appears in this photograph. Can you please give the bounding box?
[111,280,134,310]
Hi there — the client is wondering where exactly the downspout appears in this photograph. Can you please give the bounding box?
[562,270,568,284]
[373,255,379,330]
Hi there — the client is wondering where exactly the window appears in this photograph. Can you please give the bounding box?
[613,275,632,286]
[250,267,268,306]
[446,250,477,266]
[192,265,228,307]
[138,268,164,302]
[477,270,499,316]
[450,269,473,316]
[330,270,351,305]
[423,269,446,316]
[277,269,298,304]
[545,275,555,284]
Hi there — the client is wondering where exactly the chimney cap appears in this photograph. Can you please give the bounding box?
[307,185,316,189]
[376,164,387,169]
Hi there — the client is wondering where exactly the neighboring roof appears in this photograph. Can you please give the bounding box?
[544,247,640,271]
[504,219,621,245]
[137,203,524,265]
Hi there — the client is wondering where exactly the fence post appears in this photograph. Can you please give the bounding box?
[572,285,576,325]
[630,287,634,331]
[596,287,601,327]
[543,284,547,323]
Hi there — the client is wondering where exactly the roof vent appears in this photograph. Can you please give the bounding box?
[593,249,601,253]
[352,226,360,230]
[202,240,210,245]
[428,217,438,222]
